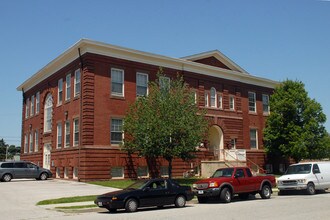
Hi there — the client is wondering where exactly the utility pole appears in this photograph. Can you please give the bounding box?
[5,145,8,161]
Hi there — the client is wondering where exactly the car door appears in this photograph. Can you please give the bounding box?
[26,163,39,178]
[140,180,167,207]
[312,164,323,189]
[233,168,249,193]
[13,162,28,178]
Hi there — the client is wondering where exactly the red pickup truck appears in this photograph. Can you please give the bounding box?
[192,167,276,203]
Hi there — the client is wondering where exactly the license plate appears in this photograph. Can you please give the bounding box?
[198,190,204,194]
[98,202,103,206]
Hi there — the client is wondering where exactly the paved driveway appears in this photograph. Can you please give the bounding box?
[0,178,116,220]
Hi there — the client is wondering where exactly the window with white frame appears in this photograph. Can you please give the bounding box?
[210,87,217,107]
[136,72,148,96]
[159,76,170,91]
[34,130,38,152]
[111,166,124,179]
[30,95,35,116]
[74,69,81,97]
[111,68,124,96]
[64,167,69,179]
[73,118,79,146]
[262,94,270,114]
[29,133,33,152]
[111,118,123,144]
[65,74,71,101]
[44,94,53,133]
[58,78,63,105]
[204,92,209,107]
[65,121,70,147]
[24,134,28,153]
[73,167,78,179]
[57,122,62,148]
[137,166,149,178]
[25,98,30,119]
[248,92,256,112]
[36,92,40,114]
[250,129,258,149]
[218,94,223,109]
[230,138,237,149]
[229,96,235,111]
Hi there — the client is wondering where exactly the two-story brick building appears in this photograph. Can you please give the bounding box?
[17,39,278,181]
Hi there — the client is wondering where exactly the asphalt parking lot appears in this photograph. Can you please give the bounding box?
[0,178,116,219]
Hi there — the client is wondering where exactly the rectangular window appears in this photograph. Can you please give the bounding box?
[111,167,124,179]
[57,122,62,148]
[73,118,79,146]
[230,138,237,149]
[29,133,33,152]
[25,98,30,119]
[204,92,209,107]
[250,129,258,149]
[65,74,71,101]
[229,96,235,111]
[111,68,124,96]
[248,92,256,112]
[65,121,70,147]
[137,166,149,177]
[218,94,223,109]
[111,118,123,144]
[74,69,81,97]
[36,92,40,114]
[262,94,270,114]
[34,130,38,152]
[136,72,148,96]
[160,166,169,177]
[159,76,170,91]
[24,134,28,153]
[58,78,63,105]
[30,95,35,116]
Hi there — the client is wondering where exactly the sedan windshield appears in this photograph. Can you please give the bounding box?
[285,164,311,175]
[125,180,149,190]
[212,168,234,178]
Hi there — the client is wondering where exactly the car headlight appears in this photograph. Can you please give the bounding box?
[209,182,218,187]
[192,184,197,189]
[277,181,282,185]
[297,179,306,184]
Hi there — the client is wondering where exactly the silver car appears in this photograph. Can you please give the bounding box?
[0,161,52,182]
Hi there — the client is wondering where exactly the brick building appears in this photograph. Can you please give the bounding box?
[17,39,278,181]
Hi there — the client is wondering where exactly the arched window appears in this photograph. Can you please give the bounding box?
[44,94,53,133]
[210,87,217,107]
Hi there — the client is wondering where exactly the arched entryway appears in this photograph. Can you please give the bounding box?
[208,125,224,161]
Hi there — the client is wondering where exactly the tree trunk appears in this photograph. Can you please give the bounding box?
[168,158,173,179]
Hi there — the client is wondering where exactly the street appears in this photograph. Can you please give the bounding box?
[1,179,330,220]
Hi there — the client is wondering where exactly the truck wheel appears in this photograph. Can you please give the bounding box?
[306,183,316,195]
[260,184,271,199]
[197,197,208,203]
[220,188,232,203]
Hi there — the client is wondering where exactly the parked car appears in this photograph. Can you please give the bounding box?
[0,161,52,182]
[277,161,330,195]
[192,167,276,203]
[95,178,194,212]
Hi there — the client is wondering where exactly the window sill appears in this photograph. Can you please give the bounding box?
[111,95,125,100]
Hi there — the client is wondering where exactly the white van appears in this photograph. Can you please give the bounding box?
[277,162,330,195]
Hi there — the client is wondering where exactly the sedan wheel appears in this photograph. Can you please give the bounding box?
[40,173,48,181]
[2,174,12,182]
[125,198,138,212]
[175,195,186,208]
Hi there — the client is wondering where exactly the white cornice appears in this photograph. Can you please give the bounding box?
[17,39,279,92]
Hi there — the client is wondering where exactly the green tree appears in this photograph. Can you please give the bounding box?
[264,80,329,162]
[123,72,208,178]
[0,139,8,161]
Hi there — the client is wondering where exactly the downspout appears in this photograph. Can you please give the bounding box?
[78,48,84,182]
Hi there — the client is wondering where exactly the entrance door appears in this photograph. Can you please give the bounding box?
[208,125,224,160]
[43,143,51,169]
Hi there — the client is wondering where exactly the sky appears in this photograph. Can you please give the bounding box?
[0,0,329,146]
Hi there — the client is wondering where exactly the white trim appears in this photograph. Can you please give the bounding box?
[17,39,279,92]
[65,74,71,101]
[248,91,256,113]
[74,69,81,97]
[111,68,125,97]
[58,78,63,105]
[136,72,149,96]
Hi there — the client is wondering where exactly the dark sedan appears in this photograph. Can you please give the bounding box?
[95,178,194,212]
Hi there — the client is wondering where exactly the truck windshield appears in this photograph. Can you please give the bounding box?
[212,168,234,178]
[285,164,312,175]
